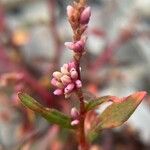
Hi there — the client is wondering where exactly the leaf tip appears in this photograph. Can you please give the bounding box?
[133,91,147,101]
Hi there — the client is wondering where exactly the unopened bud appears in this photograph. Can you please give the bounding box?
[67,5,74,19]
[53,71,63,80]
[75,80,82,88]
[65,42,76,50]
[51,78,57,86]
[71,107,79,118]
[61,75,71,85]
[74,40,85,52]
[60,64,69,75]
[70,68,78,79]
[68,61,76,70]
[51,78,64,88]
[64,83,75,94]
[80,7,91,25]
[54,89,63,95]
[71,119,79,126]
[56,81,64,89]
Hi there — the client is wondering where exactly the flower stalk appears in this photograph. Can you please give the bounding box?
[51,0,91,149]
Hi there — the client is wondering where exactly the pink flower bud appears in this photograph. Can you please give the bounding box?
[71,119,79,126]
[53,71,63,80]
[75,80,82,88]
[63,64,69,69]
[67,5,74,19]
[68,61,76,70]
[64,83,75,94]
[56,81,64,89]
[61,66,69,75]
[70,68,78,79]
[80,7,91,25]
[65,40,85,53]
[51,78,57,86]
[71,107,79,118]
[53,89,63,95]
[74,40,85,52]
[61,75,71,85]
[64,42,76,50]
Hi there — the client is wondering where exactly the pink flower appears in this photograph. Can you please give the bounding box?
[51,62,82,97]
[71,119,80,126]
[71,107,79,118]
[67,5,74,19]
[52,72,63,80]
[65,39,85,53]
[61,75,71,85]
[75,80,82,88]
[51,78,57,86]
[68,61,76,69]
[53,89,63,95]
[64,83,75,94]
[80,7,91,25]
[70,68,78,79]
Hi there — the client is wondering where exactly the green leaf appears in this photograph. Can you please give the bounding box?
[18,92,74,129]
[88,91,147,141]
[85,96,112,111]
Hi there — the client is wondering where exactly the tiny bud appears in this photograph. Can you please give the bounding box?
[80,7,91,25]
[51,78,57,86]
[74,40,85,52]
[68,61,76,70]
[53,71,63,80]
[64,83,75,94]
[71,107,79,118]
[71,119,79,126]
[70,68,78,79]
[63,63,69,69]
[75,80,82,88]
[67,5,74,19]
[56,81,64,89]
[61,75,72,85]
[54,89,63,95]
[65,42,76,50]
[61,66,69,75]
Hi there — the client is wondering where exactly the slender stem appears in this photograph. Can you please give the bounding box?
[74,0,89,149]
[74,43,89,150]
[68,0,89,149]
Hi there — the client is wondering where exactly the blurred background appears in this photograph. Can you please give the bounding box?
[0,0,150,149]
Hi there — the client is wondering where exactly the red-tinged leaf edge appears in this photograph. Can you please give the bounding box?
[88,91,147,141]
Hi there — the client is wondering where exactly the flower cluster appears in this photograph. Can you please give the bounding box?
[51,1,91,98]
[51,62,82,98]
[65,3,91,53]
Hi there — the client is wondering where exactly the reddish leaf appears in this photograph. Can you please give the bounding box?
[88,91,147,141]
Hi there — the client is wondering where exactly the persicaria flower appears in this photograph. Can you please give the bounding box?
[67,5,75,19]
[80,7,91,25]
[51,62,82,98]
[65,38,86,53]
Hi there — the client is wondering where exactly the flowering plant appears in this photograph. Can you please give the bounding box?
[18,0,147,150]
